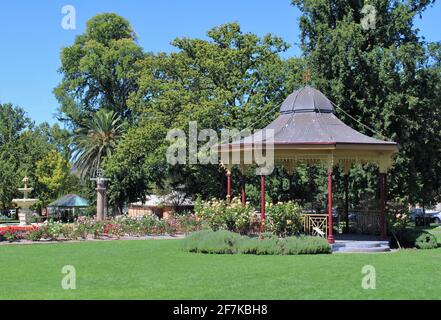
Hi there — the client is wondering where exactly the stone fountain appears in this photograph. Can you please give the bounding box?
[12,176,38,226]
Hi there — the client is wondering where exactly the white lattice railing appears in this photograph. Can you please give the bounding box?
[302,214,328,238]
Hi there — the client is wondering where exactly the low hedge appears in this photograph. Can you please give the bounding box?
[182,229,242,254]
[182,230,331,255]
[390,229,438,249]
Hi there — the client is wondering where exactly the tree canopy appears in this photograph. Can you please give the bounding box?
[54,13,145,127]
[0,103,79,210]
[292,0,441,206]
[104,22,305,208]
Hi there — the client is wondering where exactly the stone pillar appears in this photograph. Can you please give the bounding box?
[96,179,107,221]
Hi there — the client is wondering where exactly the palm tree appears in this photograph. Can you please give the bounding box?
[72,109,123,178]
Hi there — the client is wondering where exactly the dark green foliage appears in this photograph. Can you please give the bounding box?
[390,228,438,249]
[292,0,441,206]
[414,232,438,249]
[55,13,144,126]
[0,103,82,210]
[182,230,331,255]
[105,22,305,206]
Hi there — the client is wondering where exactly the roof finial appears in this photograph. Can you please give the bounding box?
[302,69,312,85]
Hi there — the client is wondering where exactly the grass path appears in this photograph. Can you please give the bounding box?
[0,239,440,300]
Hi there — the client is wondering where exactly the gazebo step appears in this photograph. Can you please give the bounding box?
[332,241,390,253]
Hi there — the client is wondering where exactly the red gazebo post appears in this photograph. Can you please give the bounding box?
[241,175,246,205]
[344,173,349,233]
[379,172,387,240]
[327,170,335,244]
[226,169,232,201]
[260,175,265,239]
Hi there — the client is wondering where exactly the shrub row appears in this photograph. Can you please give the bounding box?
[390,228,438,249]
[182,230,331,255]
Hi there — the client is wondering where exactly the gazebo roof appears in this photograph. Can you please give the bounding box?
[218,86,399,173]
[48,194,89,208]
[238,86,397,147]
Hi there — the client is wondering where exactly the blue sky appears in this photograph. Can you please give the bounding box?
[0,0,440,125]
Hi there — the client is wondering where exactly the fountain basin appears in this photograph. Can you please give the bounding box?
[12,199,38,207]
[12,198,38,226]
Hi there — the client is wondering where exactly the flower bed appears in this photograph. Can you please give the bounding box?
[0,214,202,243]
[0,226,40,242]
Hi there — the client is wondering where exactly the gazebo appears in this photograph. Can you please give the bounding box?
[47,194,89,221]
[216,86,399,243]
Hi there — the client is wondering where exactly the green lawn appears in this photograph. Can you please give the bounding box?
[1,235,441,300]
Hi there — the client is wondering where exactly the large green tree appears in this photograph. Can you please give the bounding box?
[54,13,145,127]
[0,104,72,210]
[292,0,441,206]
[0,104,33,209]
[105,23,305,206]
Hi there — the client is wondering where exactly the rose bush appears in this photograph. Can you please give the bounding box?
[386,198,410,232]
[195,197,256,234]
[266,201,303,237]
[0,226,38,242]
